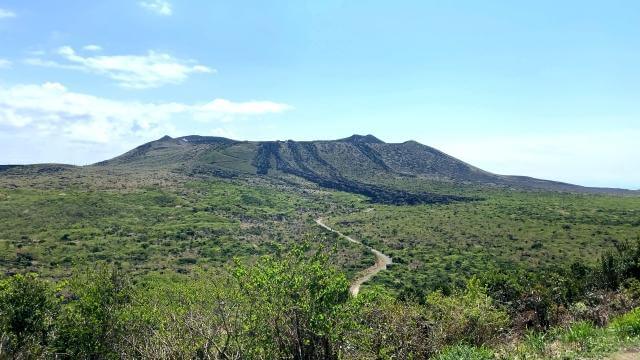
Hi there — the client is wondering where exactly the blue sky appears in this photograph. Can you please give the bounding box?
[0,1,638,188]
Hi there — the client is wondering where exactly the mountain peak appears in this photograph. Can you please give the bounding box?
[341,134,384,144]
[90,134,635,196]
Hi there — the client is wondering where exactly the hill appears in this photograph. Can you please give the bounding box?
[2,134,640,359]
[88,134,634,199]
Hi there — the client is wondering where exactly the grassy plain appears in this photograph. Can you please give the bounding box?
[2,167,640,358]
[0,170,369,278]
[324,189,640,298]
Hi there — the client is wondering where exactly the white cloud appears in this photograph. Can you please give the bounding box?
[139,0,172,16]
[0,82,292,145]
[0,59,11,69]
[430,131,640,189]
[26,46,214,89]
[200,99,293,114]
[0,8,16,18]
[83,44,102,52]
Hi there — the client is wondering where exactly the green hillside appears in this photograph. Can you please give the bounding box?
[1,135,639,358]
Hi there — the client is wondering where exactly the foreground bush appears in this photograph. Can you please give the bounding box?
[120,272,248,358]
[349,291,432,358]
[611,307,640,337]
[2,247,640,359]
[0,273,58,357]
[425,278,509,348]
[55,265,132,358]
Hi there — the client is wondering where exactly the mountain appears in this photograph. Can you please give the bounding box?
[1,134,635,203]
[86,134,634,198]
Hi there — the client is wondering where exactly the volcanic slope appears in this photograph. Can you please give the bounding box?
[88,134,635,199]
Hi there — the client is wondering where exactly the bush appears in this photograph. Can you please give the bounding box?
[425,278,509,348]
[118,272,248,359]
[611,307,640,337]
[55,264,132,358]
[348,291,432,358]
[233,247,351,359]
[0,273,59,357]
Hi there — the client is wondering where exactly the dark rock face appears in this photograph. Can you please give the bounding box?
[252,142,472,205]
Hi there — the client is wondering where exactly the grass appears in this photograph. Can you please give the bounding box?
[428,309,640,359]
[0,174,368,278]
[2,167,639,298]
[324,189,640,297]
[434,345,495,360]
[504,314,640,359]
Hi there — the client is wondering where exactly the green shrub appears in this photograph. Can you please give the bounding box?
[425,278,509,348]
[233,247,351,359]
[55,264,132,358]
[118,272,248,359]
[611,307,640,337]
[0,273,59,357]
[348,291,432,359]
[176,257,197,265]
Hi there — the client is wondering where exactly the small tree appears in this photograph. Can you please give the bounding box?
[55,264,132,358]
[233,246,351,359]
[0,273,59,357]
[425,278,509,349]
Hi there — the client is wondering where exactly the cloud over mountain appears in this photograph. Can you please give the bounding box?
[0,82,292,144]
[26,46,213,89]
[139,0,172,16]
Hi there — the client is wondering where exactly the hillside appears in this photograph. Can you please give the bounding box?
[88,134,635,198]
[2,135,640,359]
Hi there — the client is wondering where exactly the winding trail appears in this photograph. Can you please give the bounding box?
[315,217,392,296]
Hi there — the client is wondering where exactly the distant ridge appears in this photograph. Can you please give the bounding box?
[91,134,636,196]
[2,135,636,201]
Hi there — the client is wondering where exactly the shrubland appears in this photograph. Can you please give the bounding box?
[2,167,640,358]
[3,241,640,359]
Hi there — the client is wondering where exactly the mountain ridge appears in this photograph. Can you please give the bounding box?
[93,134,640,196]
[1,135,636,199]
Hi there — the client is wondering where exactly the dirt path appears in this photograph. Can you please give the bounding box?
[315,218,392,296]
[609,348,640,360]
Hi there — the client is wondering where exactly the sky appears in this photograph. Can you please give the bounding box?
[0,1,638,189]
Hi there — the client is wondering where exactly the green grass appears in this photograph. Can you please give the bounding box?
[434,345,494,360]
[2,169,639,297]
[429,310,640,359]
[505,314,640,359]
[324,189,640,297]
[0,176,367,278]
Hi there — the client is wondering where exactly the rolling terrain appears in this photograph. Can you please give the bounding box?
[1,135,638,278]
[1,134,638,292]
[1,134,640,359]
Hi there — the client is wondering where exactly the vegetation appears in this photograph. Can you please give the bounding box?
[2,135,640,357]
[0,176,369,278]
[323,190,640,299]
[3,245,640,359]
